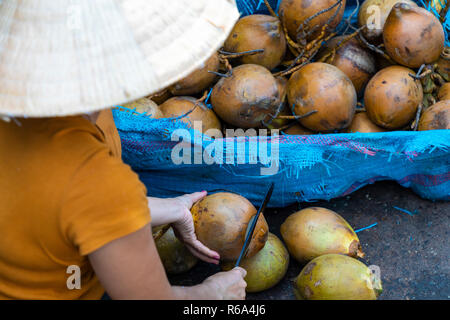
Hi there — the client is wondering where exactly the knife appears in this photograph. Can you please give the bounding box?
[235,182,275,267]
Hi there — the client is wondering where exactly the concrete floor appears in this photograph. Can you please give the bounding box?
[168,181,449,300]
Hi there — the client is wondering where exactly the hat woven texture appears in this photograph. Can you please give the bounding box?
[0,0,239,117]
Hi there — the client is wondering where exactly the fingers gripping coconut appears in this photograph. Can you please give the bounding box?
[191,192,269,262]
[211,64,283,129]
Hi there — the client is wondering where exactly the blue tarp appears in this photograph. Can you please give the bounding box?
[113,0,450,206]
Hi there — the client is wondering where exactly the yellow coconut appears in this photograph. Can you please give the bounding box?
[170,52,220,96]
[418,100,450,130]
[283,123,314,135]
[438,83,450,101]
[123,97,163,118]
[280,207,364,264]
[344,112,387,133]
[294,254,382,300]
[221,233,289,293]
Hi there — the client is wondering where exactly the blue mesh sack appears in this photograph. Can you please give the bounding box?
[113,0,450,206]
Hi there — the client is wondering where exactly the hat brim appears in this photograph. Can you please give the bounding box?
[0,0,239,117]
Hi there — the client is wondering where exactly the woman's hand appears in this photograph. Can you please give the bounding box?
[148,191,220,264]
[171,191,220,264]
[174,267,247,300]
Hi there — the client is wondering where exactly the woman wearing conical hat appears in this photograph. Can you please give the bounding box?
[0,0,247,300]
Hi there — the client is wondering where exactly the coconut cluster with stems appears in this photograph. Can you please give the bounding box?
[144,0,449,298]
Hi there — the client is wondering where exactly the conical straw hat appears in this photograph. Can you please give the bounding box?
[0,0,239,118]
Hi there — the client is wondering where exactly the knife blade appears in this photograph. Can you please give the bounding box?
[235,182,275,267]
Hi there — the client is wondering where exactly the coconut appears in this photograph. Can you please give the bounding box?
[317,36,377,97]
[223,15,286,70]
[149,89,173,105]
[364,65,423,129]
[283,123,315,135]
[436,48,450,82]
[418,100,450,131]
[294,254,382,300]
[170,53,220,96]
[211,64,282,129]
[344,112,387,133]
[221,233,289,293]
[358,0,417,42]
[438,83,450,101]
[154,226,198,274]
[191,192,269,262]
[280,207,364,264]
[383,3,445,68]
[287,62,357,132]
[123,98,163,118]
[159,96,222,133]
[279,0,346,42]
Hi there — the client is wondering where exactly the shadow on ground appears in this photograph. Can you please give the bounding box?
[168,181,450,300]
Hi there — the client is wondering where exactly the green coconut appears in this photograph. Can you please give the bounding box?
[280,207,364,264]
[294,254,382,300]
[221,233,289,293]
[154,227,198,274]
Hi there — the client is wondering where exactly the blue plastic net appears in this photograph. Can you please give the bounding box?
[113,0,450,206]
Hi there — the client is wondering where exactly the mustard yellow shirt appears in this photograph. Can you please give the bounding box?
[0,110,150,299]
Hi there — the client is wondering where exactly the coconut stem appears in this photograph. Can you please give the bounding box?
[408,64,432,80]
[318,26,365,63]
[219,49,265,59]
[431,72,446,86]
[274,27,334,77]
[411,103,423,131]
[441,47,450,60]
[277,110,318,120]
[279,11,302,52]
[263,0,278,17]
[357,246,365,258]
[440,0,449,23]
[358,34,394,64]
[213,55,233,78]
[148,88,168,100]
[341,0,360,35]
[194,91,209,111]
[296,0,343,37]
[277,122,299,132]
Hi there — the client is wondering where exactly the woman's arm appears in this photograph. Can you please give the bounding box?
[88,224,247,300]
